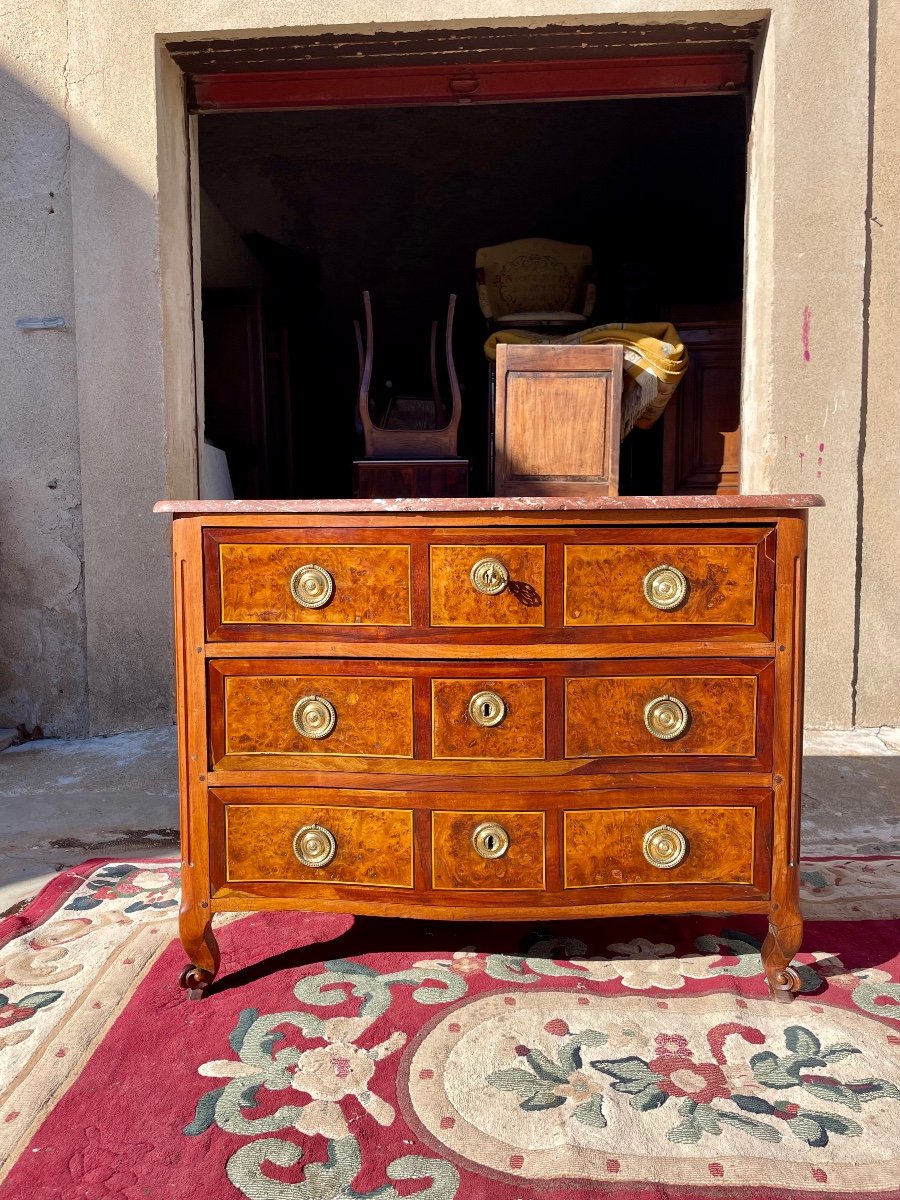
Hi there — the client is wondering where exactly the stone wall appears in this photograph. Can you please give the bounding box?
[0,0,87,735]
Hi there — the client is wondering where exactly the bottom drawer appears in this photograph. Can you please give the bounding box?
[223,802,414,888]
[564,804,758,888]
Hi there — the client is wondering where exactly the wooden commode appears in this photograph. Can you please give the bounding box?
[154,495,822,1001]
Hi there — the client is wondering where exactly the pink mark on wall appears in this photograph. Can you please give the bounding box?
[817,441,825,479]
[801,307,812,362]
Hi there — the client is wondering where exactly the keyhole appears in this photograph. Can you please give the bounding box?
[482,702,492,718]
[485,834,496,851]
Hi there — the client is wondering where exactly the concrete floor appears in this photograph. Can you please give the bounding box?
[0,726,898,916]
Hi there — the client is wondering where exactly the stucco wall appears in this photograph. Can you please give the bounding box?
[1,1,896,734]
[857,0,900,728]
[0,0,87,736]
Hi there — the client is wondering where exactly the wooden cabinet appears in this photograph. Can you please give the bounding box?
[493,344,622,496]
[662,316,741,495]
[157,493,820,1004]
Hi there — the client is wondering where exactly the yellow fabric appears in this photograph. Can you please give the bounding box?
[484,321,689,430]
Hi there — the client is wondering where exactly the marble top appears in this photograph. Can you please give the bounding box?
[154,494,824,515]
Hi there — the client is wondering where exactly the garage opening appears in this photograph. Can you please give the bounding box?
[189,43,751,502]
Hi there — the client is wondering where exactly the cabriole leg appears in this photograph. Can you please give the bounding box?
[179,901,220,1001]
[761,917,803,1003]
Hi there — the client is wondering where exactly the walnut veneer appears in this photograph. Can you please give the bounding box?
[157,495,820,1002]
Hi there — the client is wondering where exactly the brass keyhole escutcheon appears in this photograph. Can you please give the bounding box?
[293,694,337,740]
[643,824,687,869]
[293,824,337,868]
[470,557,510,595]
[643,564,688,611]
[644,694,690,741]
[472,821,510,859]
[468,690,507,728]
[290,563,334,609]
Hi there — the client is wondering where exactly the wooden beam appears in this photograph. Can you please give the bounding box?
[190,54,748,113]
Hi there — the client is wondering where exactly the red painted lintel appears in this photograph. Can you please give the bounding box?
[190,54,749,113]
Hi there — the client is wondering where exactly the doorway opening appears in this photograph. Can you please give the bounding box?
[192,52,749,501]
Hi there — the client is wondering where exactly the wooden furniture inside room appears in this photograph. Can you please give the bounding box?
[202,288,294,498]
[493,343,622,496]
[662,311,742,495]
[475,237,596,329]
[156,493,822,1003]
[355,291,463,458]
[353,459,469,499]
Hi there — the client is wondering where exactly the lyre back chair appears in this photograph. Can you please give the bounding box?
[355,291,462,460]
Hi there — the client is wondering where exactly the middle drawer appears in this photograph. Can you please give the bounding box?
[210,659,772,773]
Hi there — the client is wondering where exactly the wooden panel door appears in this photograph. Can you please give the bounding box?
[662,317,741,495]
[493,343,622,496]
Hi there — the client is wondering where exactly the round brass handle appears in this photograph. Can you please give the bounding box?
[290,563,334,609]
[293,824,337,868]
[472,821,510,859]
[644,694,690,741]
[643,824,688,869]
[468,690,507,728]
[470,557,510,595]
[293,694,337,740]
[643,564,688,611]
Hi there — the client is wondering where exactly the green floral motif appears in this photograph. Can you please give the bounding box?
[488,1023,610,1127]
[487,1018,900,1150]
[185,961,464,1199]
[590,1023,900,1147]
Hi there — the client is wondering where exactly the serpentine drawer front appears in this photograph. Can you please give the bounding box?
[219,797,414,889]
[429,543,546,626]
[564,542,760,627]
[209,533,412,634]
[159,494,819,1003]
[563,803,766,890]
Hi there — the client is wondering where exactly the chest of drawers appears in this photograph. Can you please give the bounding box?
[155,495,821,1002]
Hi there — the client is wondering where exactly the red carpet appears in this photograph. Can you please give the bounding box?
[0,857,898,1199]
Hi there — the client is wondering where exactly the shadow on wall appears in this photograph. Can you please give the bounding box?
[0,58,166,738]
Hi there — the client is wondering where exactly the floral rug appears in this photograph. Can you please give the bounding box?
[0,857,898,1199]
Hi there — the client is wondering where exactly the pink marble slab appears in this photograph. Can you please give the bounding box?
[154,494,824,515]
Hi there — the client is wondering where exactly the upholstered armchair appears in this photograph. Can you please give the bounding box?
[475,237,596,328]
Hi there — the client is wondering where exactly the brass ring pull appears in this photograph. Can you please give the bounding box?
[643,824,688,869]
[293,694,337,740]
[470,557,510,595]
[468,690,507,728]
[293,824,337,868]
[644,694,690,741]
[472,821,510,859]
[643,564,688,611]
[290,563,334,609]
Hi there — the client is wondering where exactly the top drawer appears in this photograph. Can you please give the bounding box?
[212,537,411,632]
[204,525,774,644]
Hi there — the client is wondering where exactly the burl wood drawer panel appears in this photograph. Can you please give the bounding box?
[564,804,761,888]
[432,810,545,890]
[430,544,545,626]
[564,542,758,626]
[220,673,413,760]
[216,541,411,627]
[223,802,414,887]
[432,677,545,760]
[566,673,758,758]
